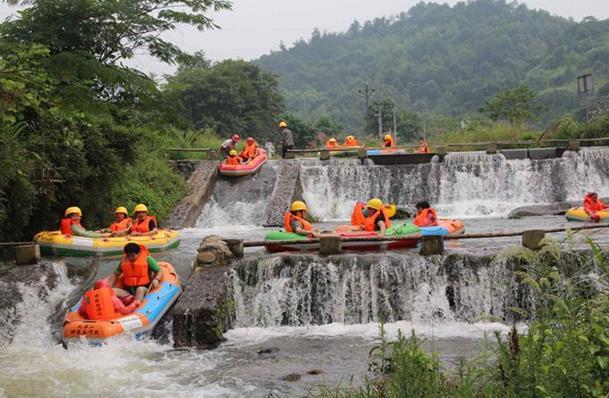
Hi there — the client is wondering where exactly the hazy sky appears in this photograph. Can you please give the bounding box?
[1,0,608,75]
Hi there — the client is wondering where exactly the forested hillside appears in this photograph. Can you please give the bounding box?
[257,0,609,132]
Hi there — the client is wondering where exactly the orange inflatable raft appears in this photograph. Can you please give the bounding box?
[219,148,267,177]
[62,262,181,344]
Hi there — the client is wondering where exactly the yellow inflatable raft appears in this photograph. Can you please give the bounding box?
[33,229,180,257]
[565,207,609,222]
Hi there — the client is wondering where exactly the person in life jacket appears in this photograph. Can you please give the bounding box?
[78,278,138,319]
[100,206,132,236]
[59,206,110,238]
[344,135,359,147]
[360,198,391,234]
[224,149,242,165]
[284,201,320,237]
[383,134,396,148]
[109,243,164,303]
[351,200,395,228]
[240,137,258,162]
[413,201,438,227]
[583,192,609,222]
[416,137,430,154]
[220,134,240,158]
[326,138,338,148]
[130,204,158,237]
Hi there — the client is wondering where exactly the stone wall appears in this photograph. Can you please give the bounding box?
[263,160,301,227]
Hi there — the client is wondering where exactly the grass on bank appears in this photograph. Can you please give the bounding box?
[312,240,609,398]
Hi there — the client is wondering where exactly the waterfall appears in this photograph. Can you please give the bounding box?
[300,148,609,220]
[230,253,529,328]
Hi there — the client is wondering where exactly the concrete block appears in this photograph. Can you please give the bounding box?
[568,140,580,152]
[522,230,545,250]
[319,235,342,255]
[320,150,331,161]
[486,143,497,154]
[15,244,40,265]
[358,148,368,160]
[419,236,444,256]
[435,145,447,156]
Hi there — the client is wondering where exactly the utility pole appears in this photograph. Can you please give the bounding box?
[376,105,383,140]
[358,83,375,134]
[392,102,397,142]
[577,73,595,122]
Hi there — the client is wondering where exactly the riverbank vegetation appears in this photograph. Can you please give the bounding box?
[314,241,609,397]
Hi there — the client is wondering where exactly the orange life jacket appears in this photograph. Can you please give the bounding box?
[584,195,608,213]
[121,245,151,287]
[413,208,438,227]
[131,215,157,234]
[225,156,240,165]
[240,143,258,159]
[417,142,430,154]
[84,287,117,320]
[110,217,132,232]
[326,140,337,148]
[344,137,359,147]
[383,137,395,148]
[363,208,391,232]
[60,218,82,235]
[351,202,366,226]
[284,212,313,233]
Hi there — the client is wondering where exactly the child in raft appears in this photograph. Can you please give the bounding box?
[584,192,609,222]
[413,201,438,227]
[224,149,242,165]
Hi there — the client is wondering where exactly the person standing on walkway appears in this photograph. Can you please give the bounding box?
[278,121,294,159]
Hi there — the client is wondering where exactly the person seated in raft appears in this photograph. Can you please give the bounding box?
[239,137,258,163]
[583,192,609,222]
[109,243,164,304]
[284,201,320,238]
[100,206,132,236]
[60,207,111,238]
[78,279,138,319]
[220,134,240,158]
[130,204,158,237]
[351,200,394,233]
[344,135,359,147]
[224,149,242,165]
[326,138,338,149]
[416,137,430,154]
[383,134,395,148]
[361,198,391,235]
[413,201,438,227]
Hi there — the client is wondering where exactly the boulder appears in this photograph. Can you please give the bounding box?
[196,235,234,268]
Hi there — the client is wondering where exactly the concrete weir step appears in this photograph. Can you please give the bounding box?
[263,160,301,227]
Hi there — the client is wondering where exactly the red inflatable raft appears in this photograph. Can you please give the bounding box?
[219,148,267,177]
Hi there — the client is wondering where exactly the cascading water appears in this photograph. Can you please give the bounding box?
[230,253,529,328]
[300,148,609,220]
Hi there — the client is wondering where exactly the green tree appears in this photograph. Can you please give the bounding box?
[480,86,546,126]
[315,116,343,138]
[165,58,284,140]
[280,114,315,148]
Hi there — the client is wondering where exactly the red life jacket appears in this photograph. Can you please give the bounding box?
[363,208,391,232]
[84,287,117,320]
[584,194,608,213]
[414,208,438,227]
[121,245,151,287]
[225,156,240,165]
[60,218,82,235]
[131,215,157,233]
[417,142,430,154]
[284,212,313,233]
[351,202,366,226]
[110,217,132,232]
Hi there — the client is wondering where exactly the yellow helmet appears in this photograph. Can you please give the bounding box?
[367,198,383,210]
[279,121,288,128]
[229,149,238,156]
[384,134,392,141]
[64,206,82,217]
[290,201,308,212]
[347,135,354,140]
[329,138,336,143]
[133,204,148,213]
[384,204,397,218]
[114,206,128,215]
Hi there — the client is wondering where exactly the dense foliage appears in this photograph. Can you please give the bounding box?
[258,0,609,133]
[164,54,285,142]
[0,0,232,241]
